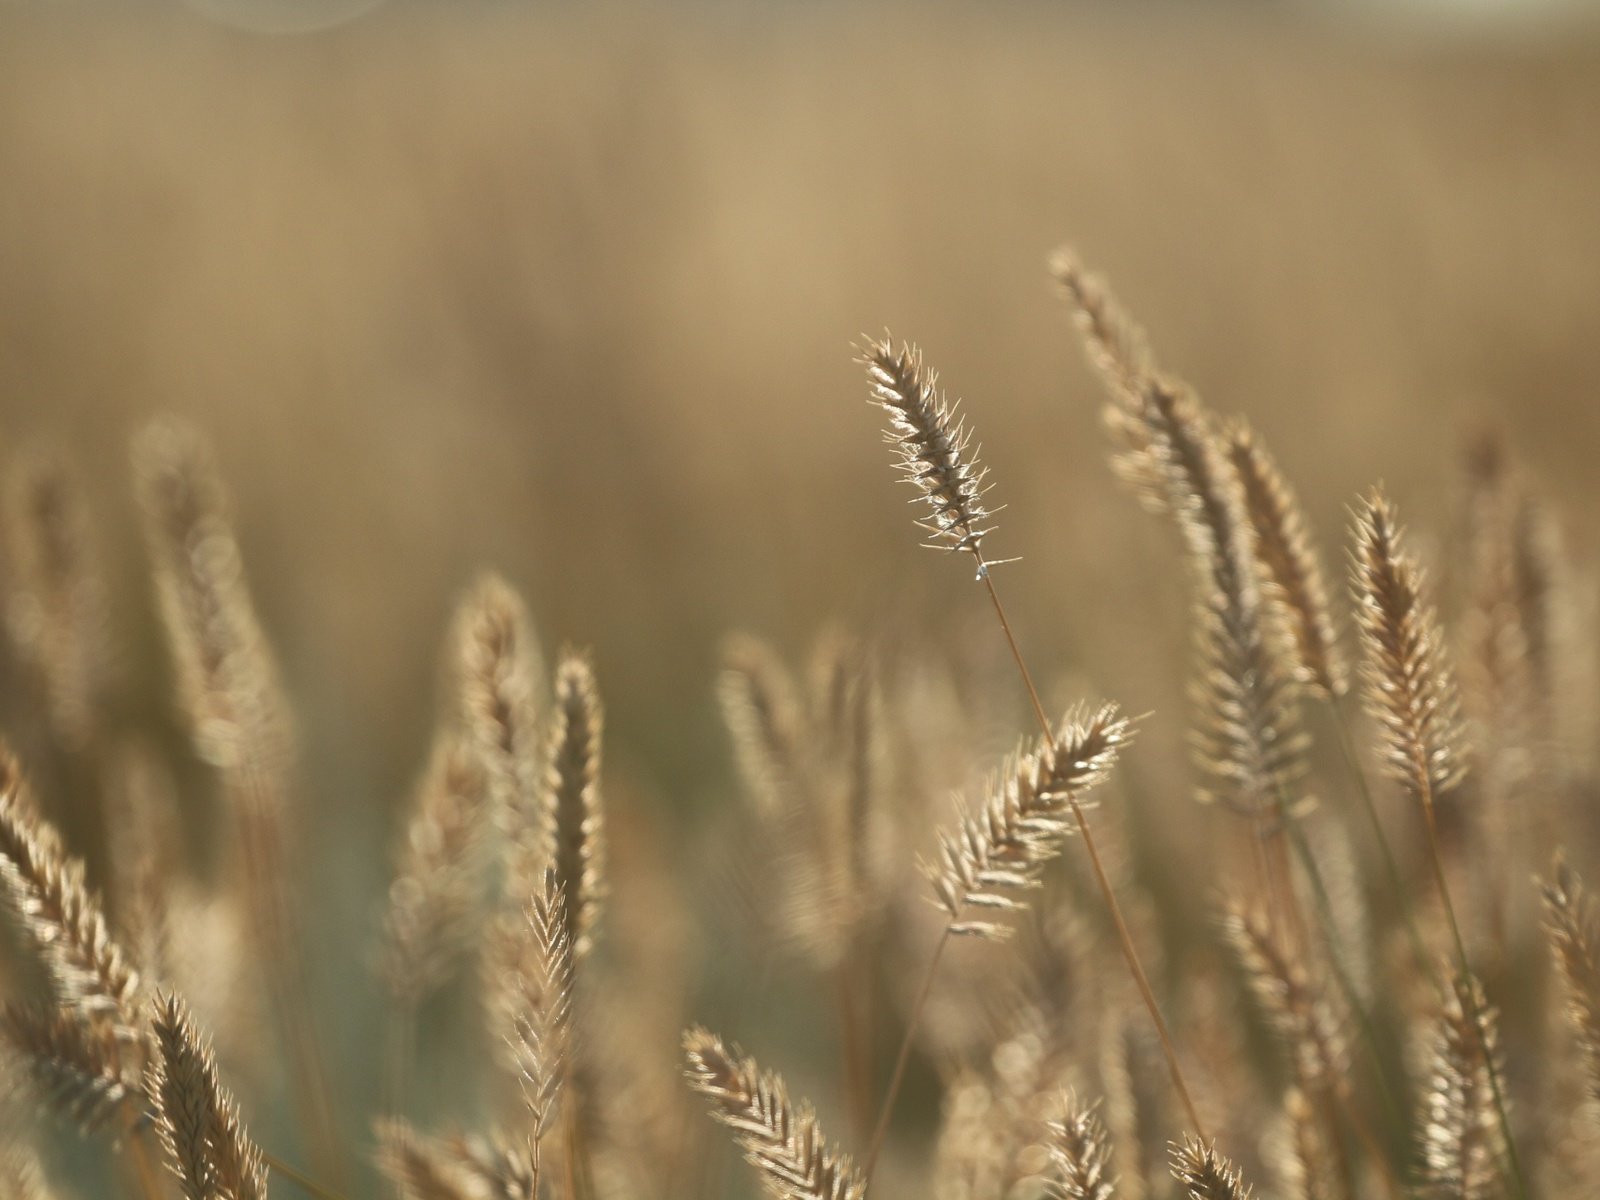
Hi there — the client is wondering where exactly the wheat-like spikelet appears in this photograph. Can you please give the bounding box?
[1049,247,1155,409]
[0,753,140,1026]
[1218,898,1346,1094]
[373,1121,481,1200]
[721,631,887,973]
[1416,975,1506,1200]
[1143,382,1306,816]
[1045,1092,1117,1200]
[1350,489,1466,805]
[375,1120,536,1200]
[381,734,488,1003]
[1271,1087,1336,1200]
[503,870,574,1139]
[1541,856,1600,1103]
[925,704,1132,939]
[1051,253,1168,513]
[1056,259,1304,818]
[542,649,605,959]
[683,1026,866,1200]
[719,635,829,960]
[146,992,268,1200]
[451,573,544,852]
[1457,441,1543,815]
[3,450,110,750]
[719,634,806,820]
[862,336,996,571]
[1170,1137,1253,1200]
[104,741,181,991]
[132,417,291,779]
[1225,421,1346,699]
[0,1003,145,1133]
[809,630,887,936]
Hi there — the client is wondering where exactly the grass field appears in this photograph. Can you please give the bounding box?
[1,5,1598,1198]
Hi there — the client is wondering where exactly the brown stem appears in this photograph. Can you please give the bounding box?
[862,928,949,1183]
[233,763,347,1190]
[562,1100,583,1200]
[977,566,1208,1140]
[1331,1081,1403,1200]
[834,961,871,1148]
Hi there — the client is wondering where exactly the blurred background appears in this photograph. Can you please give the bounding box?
[1,1,1599,1195]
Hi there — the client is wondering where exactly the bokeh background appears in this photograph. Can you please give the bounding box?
[2,1,1599,1195]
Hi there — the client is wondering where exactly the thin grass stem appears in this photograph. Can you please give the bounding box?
[862,928,948,1183]
[978,566,1208,1141]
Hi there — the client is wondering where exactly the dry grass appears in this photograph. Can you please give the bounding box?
[1,7,1600,1200]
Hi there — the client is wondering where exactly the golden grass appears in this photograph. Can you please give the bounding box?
[1,10,1599,1200]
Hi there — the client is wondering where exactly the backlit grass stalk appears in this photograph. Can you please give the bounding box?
[146,991,269,1200]
[134,418,345,1188]
[1350,488,1526,1200]
[861,336,1206,1164]
[684,1027,866,1200]
[1052,254,1308,945]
